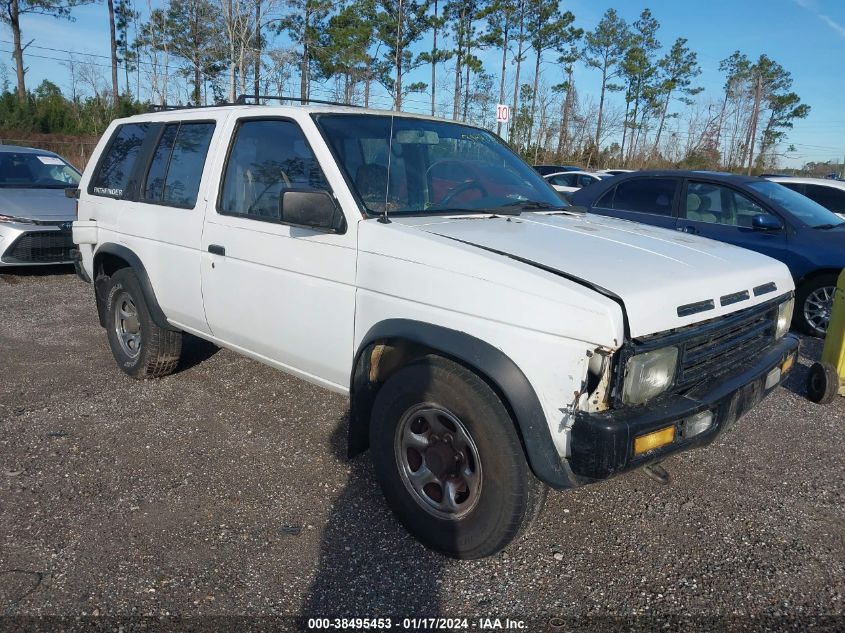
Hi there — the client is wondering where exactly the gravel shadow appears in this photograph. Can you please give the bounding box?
[302,418,444,620]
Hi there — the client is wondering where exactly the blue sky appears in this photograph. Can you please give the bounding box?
[1,0,843,167]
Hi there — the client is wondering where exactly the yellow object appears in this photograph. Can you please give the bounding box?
[633,426,676,455]
[819,269,845,396]
[781,354,795,375]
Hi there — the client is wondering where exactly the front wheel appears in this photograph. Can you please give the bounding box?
[370,356,547,559]
[796,274,837,337]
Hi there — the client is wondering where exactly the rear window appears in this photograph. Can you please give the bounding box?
[143,122,215,208]
[91,123,150,198]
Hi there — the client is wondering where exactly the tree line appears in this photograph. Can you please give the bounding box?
[0,0,811,172]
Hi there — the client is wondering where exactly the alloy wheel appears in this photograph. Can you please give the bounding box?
[804,285,835,336]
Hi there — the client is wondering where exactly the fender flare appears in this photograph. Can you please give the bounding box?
[350,319,580,489]
[93,243,176,331]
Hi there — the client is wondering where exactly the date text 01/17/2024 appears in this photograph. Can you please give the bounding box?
[306,617,527,630]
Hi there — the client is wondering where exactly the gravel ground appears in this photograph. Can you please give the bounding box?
[0,267,843,632]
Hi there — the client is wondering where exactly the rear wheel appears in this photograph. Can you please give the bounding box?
[796,274,837,337]
[105,268,182,378]
[370,355,546,558]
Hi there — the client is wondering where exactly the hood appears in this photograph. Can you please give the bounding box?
[394,211,794,338]
[0,187,77,221]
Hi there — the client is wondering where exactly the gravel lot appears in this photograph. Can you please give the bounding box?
[0,267,843,632]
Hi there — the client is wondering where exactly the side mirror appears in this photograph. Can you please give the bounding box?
[752,214,783,231]
[65,187,80,199]
[280,190,346,233]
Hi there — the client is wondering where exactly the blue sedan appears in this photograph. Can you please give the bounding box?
[570,170,845,336]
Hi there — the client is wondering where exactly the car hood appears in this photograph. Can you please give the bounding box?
[394,211,794,338]
[0,187,77,221]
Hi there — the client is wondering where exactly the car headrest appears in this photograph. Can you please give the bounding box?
[686,193,702,214]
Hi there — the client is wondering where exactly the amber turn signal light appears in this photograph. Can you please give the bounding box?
[781,354,795,375]
[633,425,676,456]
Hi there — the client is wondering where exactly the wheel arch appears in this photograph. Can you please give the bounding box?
[93,243,175,331]
[795,267,841,289]
[349,319,579,489]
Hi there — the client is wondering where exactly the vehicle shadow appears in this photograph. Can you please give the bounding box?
[781,333,822,397]
[175,333,220,373]
[301,415,444,620]
[0,264,74,282]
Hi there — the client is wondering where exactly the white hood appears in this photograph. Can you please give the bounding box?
[394,211,794,338]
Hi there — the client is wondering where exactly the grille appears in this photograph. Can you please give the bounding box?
[675,302,778,388]
[3,230,74,263]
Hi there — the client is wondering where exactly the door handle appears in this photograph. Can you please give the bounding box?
[677,225,697,234]
[208,244,226,256]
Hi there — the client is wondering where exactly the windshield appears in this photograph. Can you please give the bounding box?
[747,180,844,228]
[0,152,81,188]
[314,114,566,216]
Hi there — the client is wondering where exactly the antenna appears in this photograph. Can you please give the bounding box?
[379,115,395,224]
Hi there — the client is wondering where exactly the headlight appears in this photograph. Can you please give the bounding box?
[623,346,679,405]
[775,298,794,339]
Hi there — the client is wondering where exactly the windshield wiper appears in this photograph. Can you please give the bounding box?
[495,200,560,211]
[813,223,845,229]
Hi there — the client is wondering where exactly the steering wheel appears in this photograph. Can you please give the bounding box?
[440,180,490,206]
[427,159,489,207]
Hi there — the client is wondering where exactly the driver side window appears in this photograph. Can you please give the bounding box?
[684,181,774,228]
[220,119,329,221]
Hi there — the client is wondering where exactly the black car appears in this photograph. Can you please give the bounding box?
[571,170,845,336]
[533,164,583,176]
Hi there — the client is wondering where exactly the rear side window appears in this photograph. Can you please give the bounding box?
[611,178,678,216]
[143,122,215,207]
[549,173,575,187]
[91,123,150,198]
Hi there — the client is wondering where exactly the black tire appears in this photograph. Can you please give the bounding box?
[806,361,839,404]
[105,267,182,379]
[370,355,547,559]
[795,274,838,337]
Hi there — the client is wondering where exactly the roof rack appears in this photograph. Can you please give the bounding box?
[147,101,231,112]
[234,94,361,108]
[145,94,361,113]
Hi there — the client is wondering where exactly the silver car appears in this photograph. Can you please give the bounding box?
[0,145,81,267]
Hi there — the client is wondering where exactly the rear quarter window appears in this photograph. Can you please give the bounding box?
[90,123,150,198]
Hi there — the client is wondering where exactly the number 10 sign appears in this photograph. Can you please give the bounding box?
[496,104,510,123]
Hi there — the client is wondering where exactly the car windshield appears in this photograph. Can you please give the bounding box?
[0,152,81,188]
[314,114,567,216]
[747,180,844,228]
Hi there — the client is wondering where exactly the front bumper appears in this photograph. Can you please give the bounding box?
[0,222,75,266]
[568,335,800,482]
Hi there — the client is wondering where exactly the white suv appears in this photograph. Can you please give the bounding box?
[72,103,799,558]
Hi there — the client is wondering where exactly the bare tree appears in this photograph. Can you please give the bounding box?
[1,0,95,104]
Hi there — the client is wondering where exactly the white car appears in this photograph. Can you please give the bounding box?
[764,176,845,218]
[72,103,799,558]
[598,169,634,176]
[544,170,606,193]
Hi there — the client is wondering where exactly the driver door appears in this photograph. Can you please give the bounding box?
[200,116,357,391]
[676,180,789,264]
